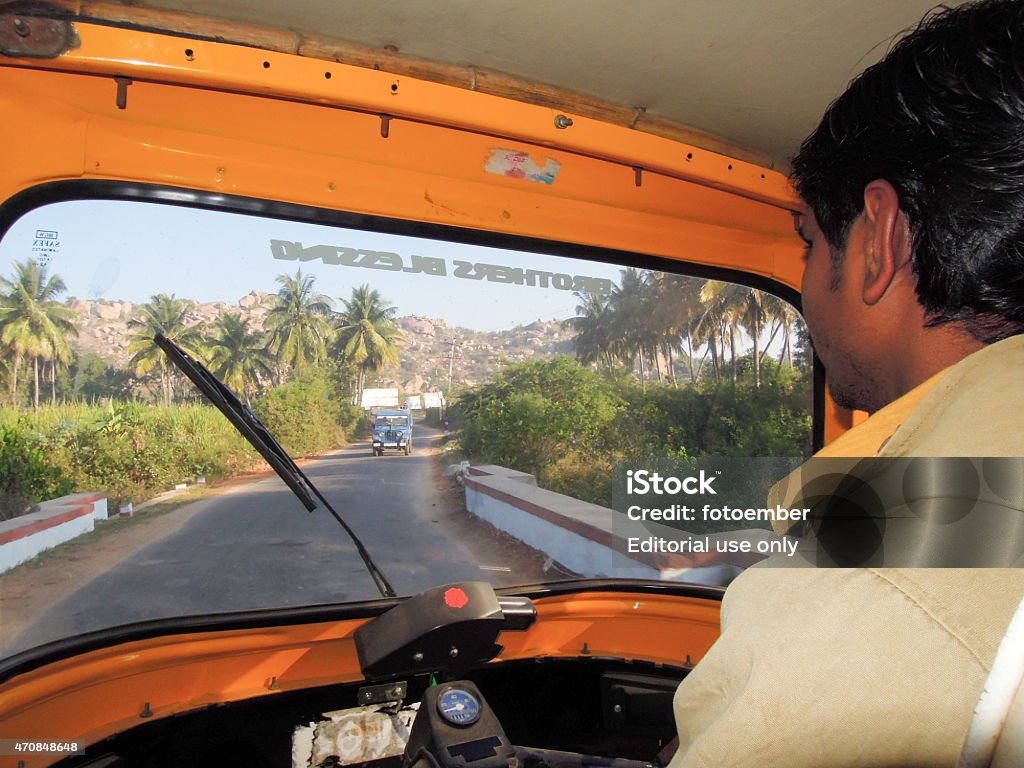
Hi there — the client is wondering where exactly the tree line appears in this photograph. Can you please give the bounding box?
[1,258,808,412]
[0,259,403,409]
[567,267,805,389]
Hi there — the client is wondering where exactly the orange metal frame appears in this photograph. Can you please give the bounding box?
[1,23,801,272]
[0,21,854,438]
[0,19,852,765]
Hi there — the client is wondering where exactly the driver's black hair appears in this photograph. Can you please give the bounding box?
[791,0,1024,343]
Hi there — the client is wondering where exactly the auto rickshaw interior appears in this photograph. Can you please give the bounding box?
[0,1,921,767]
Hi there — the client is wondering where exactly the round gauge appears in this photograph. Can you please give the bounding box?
[436,688,481,726]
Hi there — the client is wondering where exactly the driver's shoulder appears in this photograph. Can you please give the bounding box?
[670,568,1024,768]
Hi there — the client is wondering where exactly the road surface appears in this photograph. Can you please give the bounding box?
[1,424,554,658]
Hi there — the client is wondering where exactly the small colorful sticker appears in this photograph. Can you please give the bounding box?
[485,149,560,185]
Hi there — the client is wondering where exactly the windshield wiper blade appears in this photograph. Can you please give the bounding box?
[154,333,396,598]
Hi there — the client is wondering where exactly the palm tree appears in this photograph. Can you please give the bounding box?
[698,282,778,387]
[45,329,74,405]
[206,312,275,405]
[334,284,403,404]
[610,268,656,389]
[737,288,767,388]
[642,271,710,387]
[264,270,334,379]
[127,293,203,406]
[757,294,800,371]
[669,276,708,385]
[698,281,750,384]
[565,289,619,370]
[0,259,78,409]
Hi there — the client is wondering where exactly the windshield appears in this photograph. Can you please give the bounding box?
[0,198,811,659]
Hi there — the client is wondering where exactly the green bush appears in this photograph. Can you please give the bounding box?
[453,356,812,509]
[0,373,365,510]
[453,357,624,484]
[0,424,73,520]
[1,403,262,507]
[544,452,615,507]
[337,402,368,441]
[254,369,344,456]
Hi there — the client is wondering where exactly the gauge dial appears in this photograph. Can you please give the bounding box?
[437,688,481,726]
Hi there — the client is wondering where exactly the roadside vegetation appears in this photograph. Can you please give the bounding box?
[0,259,389,517]
[0,405,261,516]
[453,356,811,507]
[0,255,810,517]
[454,270,812,507]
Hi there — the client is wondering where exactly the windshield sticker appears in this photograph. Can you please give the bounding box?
[270,239,612,295]
[31,229,60,266]
[484,149,560,184]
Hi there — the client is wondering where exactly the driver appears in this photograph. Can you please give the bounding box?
[668,1,1024,765]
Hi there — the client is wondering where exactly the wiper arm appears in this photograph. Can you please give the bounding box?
[154,334,396,598]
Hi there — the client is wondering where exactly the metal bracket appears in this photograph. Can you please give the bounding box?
[358,680,408,706]
[0,3,78,58]
[115,76,132,110]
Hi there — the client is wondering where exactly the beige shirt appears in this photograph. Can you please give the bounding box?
[669,335,1024,768]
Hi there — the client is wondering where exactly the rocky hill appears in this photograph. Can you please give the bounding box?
[65,294,577,395]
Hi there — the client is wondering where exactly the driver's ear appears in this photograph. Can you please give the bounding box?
[860,179,911,305]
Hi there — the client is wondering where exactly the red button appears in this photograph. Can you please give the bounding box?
[445,587,469,609]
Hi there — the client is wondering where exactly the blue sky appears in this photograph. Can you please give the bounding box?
[0,200,628,332]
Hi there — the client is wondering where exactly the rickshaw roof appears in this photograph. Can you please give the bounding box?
[98,0,968,168]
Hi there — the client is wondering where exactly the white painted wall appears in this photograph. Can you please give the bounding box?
[463,466,742,585]
[0,493,107,574]
[466,478,659,579]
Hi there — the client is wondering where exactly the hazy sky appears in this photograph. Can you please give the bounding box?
[0,200,630,332]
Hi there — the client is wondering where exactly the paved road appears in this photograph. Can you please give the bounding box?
[4,424,552,656]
